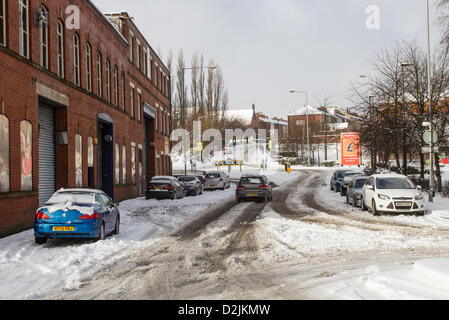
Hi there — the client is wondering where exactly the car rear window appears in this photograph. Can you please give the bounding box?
[151,179,172,185]
[47,192,95,205]
[205,173,220,179]
[240,177,264,185]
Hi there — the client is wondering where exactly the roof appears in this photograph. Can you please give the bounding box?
[289,105,323,116]
[57,188,104,194]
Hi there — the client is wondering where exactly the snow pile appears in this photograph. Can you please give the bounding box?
[306,259,449,300]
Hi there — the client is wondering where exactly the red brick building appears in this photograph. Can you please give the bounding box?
[0,0,172,237]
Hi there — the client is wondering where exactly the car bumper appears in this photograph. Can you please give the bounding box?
[236,190,268,200]
[204,184,223,190]
[146,191,174,199]
[34,221,100,239]
[374,198,425,214]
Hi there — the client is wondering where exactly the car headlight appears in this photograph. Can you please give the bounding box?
[415,195,424,201]
[378,194,391,200]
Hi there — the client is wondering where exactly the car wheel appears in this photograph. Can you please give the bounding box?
[98,223,105,241]
[372,200,381,216]
[35,237,47,245]
[361,197,368,211]
[114,215,120,235]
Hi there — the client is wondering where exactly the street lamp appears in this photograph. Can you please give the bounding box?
[425,0,435,202]
[290,90,310,166]
[181,66,216,175]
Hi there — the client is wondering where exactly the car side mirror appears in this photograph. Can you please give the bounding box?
[417,185,422,191]
[367,185,374,191]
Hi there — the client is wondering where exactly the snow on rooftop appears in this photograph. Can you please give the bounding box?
[289,105,323,116]
[223,109,254,124]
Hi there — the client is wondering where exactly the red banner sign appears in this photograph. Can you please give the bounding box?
[341,132,361,166]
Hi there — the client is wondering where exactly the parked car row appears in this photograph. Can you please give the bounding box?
[331,169,425,216]
[146,171,232,200]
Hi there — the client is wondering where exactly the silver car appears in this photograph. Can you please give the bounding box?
[346,176,369,207]
[236,175,273,203]
[204,171,230,190]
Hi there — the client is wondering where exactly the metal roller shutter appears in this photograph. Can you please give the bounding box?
[38,104,56,206]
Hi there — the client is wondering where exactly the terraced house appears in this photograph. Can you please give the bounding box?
[0,0,172,237]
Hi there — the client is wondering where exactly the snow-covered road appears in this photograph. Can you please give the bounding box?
[2,168,449,300]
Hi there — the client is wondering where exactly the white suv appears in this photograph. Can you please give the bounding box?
[362,174,425,216]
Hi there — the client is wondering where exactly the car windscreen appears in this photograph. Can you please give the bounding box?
[346,172,363,177]
[355,179,368,188]
[47,192,95,205]
[376,178,415,190]
[205,173,221,179]
[179,177,196,182]
[240,177,264,185]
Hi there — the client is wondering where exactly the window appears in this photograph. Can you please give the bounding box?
[121,72,125,110]
[148,49,152,80]
[155,105,159,131]
[96,52,102,97]
[19,0,29,58]
[73,33,80,86]
[85,43,92,92]
[136,40,141,69]
[143,48,147,75]
[130,83,135,118]
[0,114,9,193]
[137,89,141,122]
[129,30,134,62]
[0,0,5,46]
[113,66,118,106]
[57,20,65,77]
[105,59,111,102]
[39,5,48,68]
[20,120,32,191]
[122,145,127,183]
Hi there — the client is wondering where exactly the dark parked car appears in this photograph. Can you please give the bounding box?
[340,171,365,196]
[330,170,349,193]
[236,175,273,203]
[146,176,186,200]
[34,189,120,245]
[178,176,204,196]
[346,176,369,207]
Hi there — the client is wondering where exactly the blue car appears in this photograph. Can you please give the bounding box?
[34,189,120,245]
[330,170,350,193]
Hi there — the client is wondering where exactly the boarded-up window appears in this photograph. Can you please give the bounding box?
[131,143,136,185]
[87,137,93,168]
[122,145,127,183]
[75,134,82,187]
[115,143,119,184]
[0,114,9,193]
[20,120,32,191]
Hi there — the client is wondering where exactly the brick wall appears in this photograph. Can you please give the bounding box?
[0,0,172,237]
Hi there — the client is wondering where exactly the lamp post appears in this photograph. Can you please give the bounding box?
[400,62,412,175]
[425,0,435,202]
[290,90,310,166]
[181,66,216,175]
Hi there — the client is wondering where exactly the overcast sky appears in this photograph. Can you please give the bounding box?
[92,0,443,118]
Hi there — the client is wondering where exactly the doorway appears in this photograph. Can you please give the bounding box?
[97,118,114,199]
